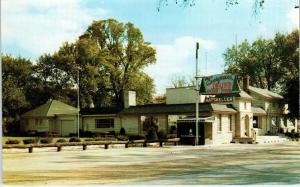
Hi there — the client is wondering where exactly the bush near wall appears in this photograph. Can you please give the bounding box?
[40,138,53,144]
[157,130,167,140]
[93,137,116,141]
[5,139,20,144]
[56,138,67,143]
[117,135,128,141]
[23,138,39,144]
[146,128,158,141]
[69,137,81,142]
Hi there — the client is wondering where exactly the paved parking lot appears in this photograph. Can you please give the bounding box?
[3,142,300,185]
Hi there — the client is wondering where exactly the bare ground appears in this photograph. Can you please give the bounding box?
[2,142,300,185]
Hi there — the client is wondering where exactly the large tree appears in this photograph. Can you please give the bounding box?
[36,19,156,108]
[2,54,33,132]
[224,38,282,90]
[223,29,299,119]
[78,19,156,107]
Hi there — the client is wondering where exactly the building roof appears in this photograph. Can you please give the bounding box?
[22,100,78,118]
[238,90,253,100]
[248,86,283,100]
[80,107,121,115]
[119,103,237,115]
[252,107,266,115]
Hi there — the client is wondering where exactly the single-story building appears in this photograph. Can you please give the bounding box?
[21,99,79,136]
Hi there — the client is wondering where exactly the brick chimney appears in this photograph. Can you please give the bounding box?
[123,90,136,108]
[243,75,250,91]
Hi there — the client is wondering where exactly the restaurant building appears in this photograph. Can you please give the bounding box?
[20,76,297,144]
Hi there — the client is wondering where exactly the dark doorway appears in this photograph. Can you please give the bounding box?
[177,120,205,145]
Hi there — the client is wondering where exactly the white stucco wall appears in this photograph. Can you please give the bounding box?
[212,114,233,144]
[166,87,205,104]
[120,115,140,135]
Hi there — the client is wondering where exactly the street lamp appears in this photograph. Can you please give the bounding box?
[195,42,200,146]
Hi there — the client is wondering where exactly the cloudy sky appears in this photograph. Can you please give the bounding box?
[2,0,299,95]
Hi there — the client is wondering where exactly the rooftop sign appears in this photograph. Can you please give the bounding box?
[199,74,240,95]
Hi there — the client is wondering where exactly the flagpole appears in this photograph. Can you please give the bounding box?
[195,42,199,146]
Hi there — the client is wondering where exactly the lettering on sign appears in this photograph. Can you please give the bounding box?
[204,96,234,103]
[199,74,240,95]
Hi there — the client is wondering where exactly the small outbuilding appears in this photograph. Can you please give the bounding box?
[21,99,79,136]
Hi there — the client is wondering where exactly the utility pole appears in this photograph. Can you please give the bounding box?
[195,42,200,145]
[77,68,80,138]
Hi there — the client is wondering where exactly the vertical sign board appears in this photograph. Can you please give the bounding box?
[199,74,240,95]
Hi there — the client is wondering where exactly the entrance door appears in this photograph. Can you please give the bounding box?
[245,115,250,137]
[177,121,205,145]
[61,120,75,136]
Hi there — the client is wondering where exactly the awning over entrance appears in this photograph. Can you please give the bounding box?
[177,116,215,123]
[252,107,266,115]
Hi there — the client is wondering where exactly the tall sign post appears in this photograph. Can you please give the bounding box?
[195,42,200,146]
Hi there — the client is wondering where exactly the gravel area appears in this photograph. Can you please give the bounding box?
[3,142,300,185]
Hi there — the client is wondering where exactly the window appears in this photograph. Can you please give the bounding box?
[253,116,259,128]
[244,102,247,110]
[229,115,232,131]
[218,114,222,131]
[95,119,114,128]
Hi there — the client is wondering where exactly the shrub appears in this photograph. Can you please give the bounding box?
[56,138,66,143]
[40,138,53,144]
[157,129,167,140]
[128,135,146,141]
[93,137,116,141]
[294,132,300,139]
[23,138,38,144]
[84,138,95,142]
[146,128,158,141]
[119,128,126,136]
[279,128,284,134]
[117,135,128,141]
[5,139,20,144]
[285,132,296,139]
[291,129,295,133]
[69,137,81,142]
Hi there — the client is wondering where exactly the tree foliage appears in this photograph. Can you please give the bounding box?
[223,29,299,119]
[2,55,32,116]
[34,19,156,108]
[78,19,156,107]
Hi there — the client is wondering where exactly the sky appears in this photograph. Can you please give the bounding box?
[2,0,299,95]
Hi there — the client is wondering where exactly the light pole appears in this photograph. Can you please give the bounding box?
[77,68,80,138]
[195,42,200,145]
